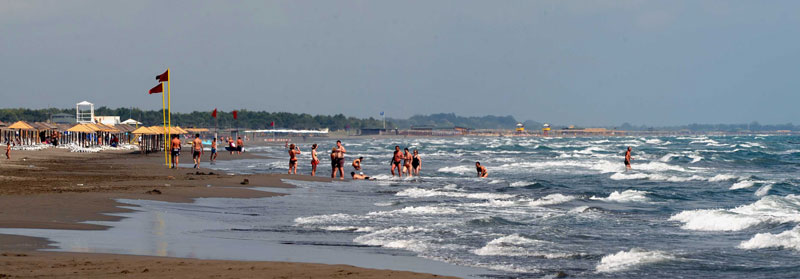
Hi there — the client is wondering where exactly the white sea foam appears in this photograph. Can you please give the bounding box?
[596,248,675,273]
[437,165,474,175]
[473,234,572,259]
[610,172,705,182]
[730,180,757,190]
[294,213,357,225]
[709,174,739,182]
[396,188,515,200]
[510,181,533,187]
[322,226,375,232]
[488,179,504,185]
[591,190,650,203]
[368,206,458,216]
[353,226,432,253]
[670,194,800,231]
[528,193,576,206]
[739,226,800,251]
[755,184,772,197]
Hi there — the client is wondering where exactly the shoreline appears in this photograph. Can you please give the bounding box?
[0,148,455,278]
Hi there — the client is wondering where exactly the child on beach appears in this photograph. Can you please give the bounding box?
[352,157,363,172]
[310,144,319,176]
[5,141,10,160]
[210,138,217,162]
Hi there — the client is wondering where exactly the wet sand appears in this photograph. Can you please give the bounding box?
[0,147,454,278]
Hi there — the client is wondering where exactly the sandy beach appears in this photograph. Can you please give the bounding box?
[0,147,455,278]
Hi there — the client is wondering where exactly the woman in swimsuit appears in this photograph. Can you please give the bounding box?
[310,144,319,176]
[412,149,421,176]
[288,144,301,174]
[331,147,339,178]
[403,148,413,177]
[476,161,488,178]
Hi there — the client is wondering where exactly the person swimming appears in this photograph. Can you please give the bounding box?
[476,161,488,178]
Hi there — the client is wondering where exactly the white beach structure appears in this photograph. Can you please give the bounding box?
[76,101,94,124]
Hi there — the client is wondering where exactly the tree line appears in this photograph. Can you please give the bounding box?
[0,107,393,130]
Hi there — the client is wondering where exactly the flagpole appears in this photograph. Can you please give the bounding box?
[162,87,168,167]
[167,68,172,168]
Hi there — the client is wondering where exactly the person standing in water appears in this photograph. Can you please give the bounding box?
[391,146,403,177]
[330,147,339,178]
[288,143,301,174]
[476,161,488,178]
[210,138,218,162]
[192,133,203,169]
[402,148,413,177]
[236,137,244,154]
[171,135,181,169]
[412,149,421,176]
[334,140,346,180]
[310,144,319,176]
[624,146,633,170]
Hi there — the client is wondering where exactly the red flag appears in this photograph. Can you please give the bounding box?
[148,83,163,94]
[233,110,238,120]
[156,70,169,82]
[212,108,217,118]
[270,121,274,127]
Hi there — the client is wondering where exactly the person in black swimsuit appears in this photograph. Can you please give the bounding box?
[624,146,633,170]
[411,149,421,176]
[391,145,403,177]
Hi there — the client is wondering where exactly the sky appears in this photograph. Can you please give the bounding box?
[1,1,799,126]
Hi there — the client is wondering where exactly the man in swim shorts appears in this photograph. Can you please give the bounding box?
[334,140,346,180]
[625,146,633,170]
[171,135,181,169]
[192,133,203,169]
[391,146,403,177]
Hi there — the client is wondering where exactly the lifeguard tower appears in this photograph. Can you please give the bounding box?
[76,101,95,124]
[542,123,551,136]
[515,123,525,133]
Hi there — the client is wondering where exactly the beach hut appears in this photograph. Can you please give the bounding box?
[7,121,36,145]
[67,124,99,147]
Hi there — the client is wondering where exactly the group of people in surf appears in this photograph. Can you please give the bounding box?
[289,140,425,180]
[288,140,496,180]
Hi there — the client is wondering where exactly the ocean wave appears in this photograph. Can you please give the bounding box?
[730,180,759,190]
[596,248,676,273]
[755,184,773,197]
[669,194,800,231]
[396,187,515,200]
[353,226,433,253]
[473,234,574,259]
[591,190,650,203]
[294,213,358,225]
[739,226,800,251]
[609,172,705,182]
[527,193,576,206]
[708,174,739,182]
[437,165,474,175]
[510,181,534,187]
[368,206,458,216]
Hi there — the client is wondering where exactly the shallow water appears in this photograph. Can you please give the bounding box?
[4,136,800,278]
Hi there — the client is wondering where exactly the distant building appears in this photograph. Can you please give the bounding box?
[93,116,121,126]
[51,113,76,125]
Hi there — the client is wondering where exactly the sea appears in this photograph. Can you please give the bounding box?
[3,135,800,278]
